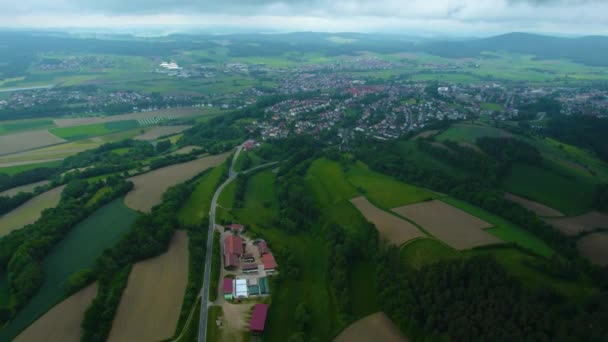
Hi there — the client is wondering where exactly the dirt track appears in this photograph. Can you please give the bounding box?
[108,230,189,342]
[577,232,608,266]
[124,153,229,212]
[505,193,564,217]
[351,196,424,245]
[334,312,408,342]
[392,200,500,250]
[15,283,98,342]
[545,211,608,236]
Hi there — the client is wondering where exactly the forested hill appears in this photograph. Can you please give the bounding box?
[419,33,608,66]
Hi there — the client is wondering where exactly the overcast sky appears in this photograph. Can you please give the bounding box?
[1,0,607,36]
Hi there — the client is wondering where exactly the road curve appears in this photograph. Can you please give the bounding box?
[198,142,246,342]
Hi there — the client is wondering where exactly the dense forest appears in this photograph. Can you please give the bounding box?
[545,115,608,163]
[377,248,608,341]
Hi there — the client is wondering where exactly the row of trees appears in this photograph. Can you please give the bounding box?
[81,180,196,342]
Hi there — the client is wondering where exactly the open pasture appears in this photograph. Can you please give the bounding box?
[0,119,55,135]
[334,312,408,342]
[0,130,66,156]
[399,238,459,270]
[545,211,608,236]
[0,199,136,341]
[108,230,189,342]
[0,160,62,176]
[0,180,49,197]
[577,233,608,266]
[0,185,65,237]
[346,162,439,208]
[502,162,595,216]
[53,108,204,127]
[178,165,225,225]
[436,123,512,144]
[350,196,424,246]
[14,283,98,342]
[505,193,564,217]
[50,120,139,140]
[125,152,229,212]
[392,200,501,250]
[134,125,192,141]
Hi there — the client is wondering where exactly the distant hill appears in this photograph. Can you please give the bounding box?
[417,33,608,66]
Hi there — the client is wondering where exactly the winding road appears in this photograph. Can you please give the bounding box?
[198,142,245,342]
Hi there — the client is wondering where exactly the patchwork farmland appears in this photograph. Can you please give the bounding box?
[334,312,408,342]
[545,211,608,236]
[392,200,501,250]
[124,152,230,212]
[0,185,66,237]
[108,230,189,342]
[14,283,98,342]
[350,196,424,245]
[52,108,204,128]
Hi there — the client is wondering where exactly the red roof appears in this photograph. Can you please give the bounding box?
[225,253,239,268]
[257,241,269,255]
[262,253,277,270]
[226,223,245,232]
[242,263,258,271]
[224,235,243,256]
[250,304,269,332]
[223,278,233,293]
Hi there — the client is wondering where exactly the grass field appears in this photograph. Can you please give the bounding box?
[397,140,469,180]
[442,197,554,257]
[392,200,501,250]
[125,153,230,212]
[346,162,439,208]
[0,199,137,341]
[0,185,66,238]
[176,298,201,342]
[436,124,512,144]
[206,305,223,342]
[306,158,359,207]
[108,230,189,342]
[400,238,459,270]
[0,119,56,135]
[50,120,140,140]
[502,162,595,215]
[0,160,62,175]
[14,283,98,342]
[232,169,341,341]
[178,165,226,225]
[480,102,505,111]
[231,170,279,227]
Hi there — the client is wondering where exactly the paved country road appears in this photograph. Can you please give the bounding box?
[198,142,245,342]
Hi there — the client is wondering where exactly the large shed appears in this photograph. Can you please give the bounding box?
[250,303,269,334]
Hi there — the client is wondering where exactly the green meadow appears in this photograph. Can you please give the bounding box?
[436,124,511,144]
[50,120,140,140]
[178,165,226,225]
[0,199,137,340]
[0,160,62,175]
[0,119,56,135]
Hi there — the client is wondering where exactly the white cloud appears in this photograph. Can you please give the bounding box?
[0,0,606,36]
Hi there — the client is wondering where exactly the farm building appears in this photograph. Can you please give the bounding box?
[235,278,249,299]
[224,235,244,270]
[256,240,269,255]
[263,253,277,273]
[242,263,259,274]
[225,223,245,233]
[248,277,270,296]
[250,304,269,334]
[243,140,255,151]
[242,253,255,262]
[223,278,234,300]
